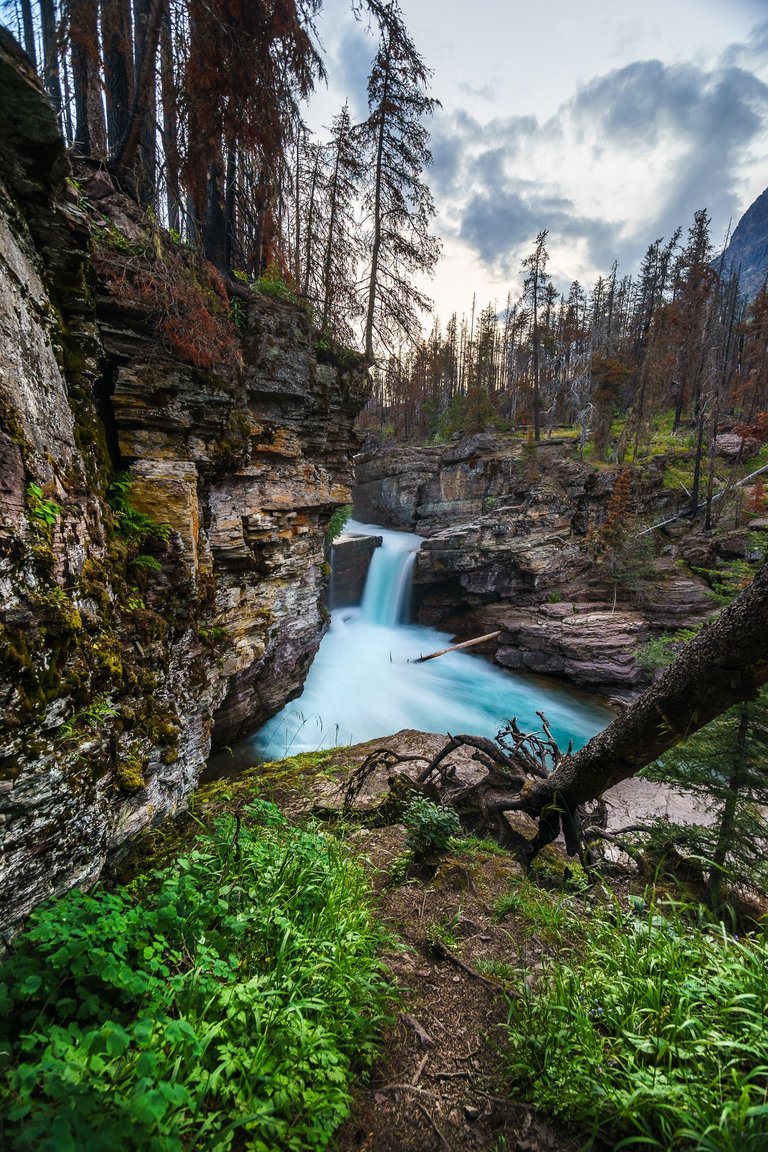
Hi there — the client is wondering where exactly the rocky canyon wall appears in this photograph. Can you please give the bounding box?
[0,32,369,937]
[355,433,732,702]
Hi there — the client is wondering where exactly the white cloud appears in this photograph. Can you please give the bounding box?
[308,0,768,320]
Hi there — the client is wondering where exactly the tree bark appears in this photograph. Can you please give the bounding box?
[520,562,768,815]
[20,0,37,68]
[110,0,164,199]
[101,0,134,153]
[159,3,180,232]
[40,0,63,117]
[203,150,227,271]
[70,0,107,156]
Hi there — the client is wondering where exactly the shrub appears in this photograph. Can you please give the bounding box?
[326,504,353,543]
[0,806,392,1151]
[402,795,462,858]
[93,227,241,372]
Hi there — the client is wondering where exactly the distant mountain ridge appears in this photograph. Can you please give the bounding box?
[721,185,768,298]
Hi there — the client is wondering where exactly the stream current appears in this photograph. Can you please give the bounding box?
[243,521,614,763]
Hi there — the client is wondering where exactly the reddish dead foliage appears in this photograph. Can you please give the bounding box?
[94,230,243,372]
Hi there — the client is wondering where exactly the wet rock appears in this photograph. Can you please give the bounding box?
[331,533,381,607]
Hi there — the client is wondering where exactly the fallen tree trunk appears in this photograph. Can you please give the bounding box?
[520,560,768,817]
[347,563,768,866]
[412,631,501,663]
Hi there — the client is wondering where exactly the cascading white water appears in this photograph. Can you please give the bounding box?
[246,520,614,762]
[359,525,420,625]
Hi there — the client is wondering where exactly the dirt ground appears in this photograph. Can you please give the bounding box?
[206,730,615,1152]
[332,824,594,1152]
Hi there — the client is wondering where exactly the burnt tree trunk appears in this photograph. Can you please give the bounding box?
[101,0,134,155]
[70,0,107,156]
[110,0,164,199]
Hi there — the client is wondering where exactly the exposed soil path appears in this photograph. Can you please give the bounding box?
[333,825,589,1152]
[193,727,711,1152]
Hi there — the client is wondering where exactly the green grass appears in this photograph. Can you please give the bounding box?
[475,959,519,987]
[493,877,585,944]
[503,891,768,1149]
[0,801,393,1151]
[448,834,509,858]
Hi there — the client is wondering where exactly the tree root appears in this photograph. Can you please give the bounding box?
[340,715,605,870]
[427,937,513,995]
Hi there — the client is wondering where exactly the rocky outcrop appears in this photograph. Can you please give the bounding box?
[721,185,768,300]
[355,436,720,702]
[331,532,381,607]
[0,36,368,937]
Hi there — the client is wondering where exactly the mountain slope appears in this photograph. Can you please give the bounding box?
[722,185,768,298]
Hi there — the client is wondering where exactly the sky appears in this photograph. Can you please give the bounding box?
[310,0,768,325]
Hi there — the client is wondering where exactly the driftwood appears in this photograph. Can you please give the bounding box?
[341,712,596,868]
[411,631,501,664]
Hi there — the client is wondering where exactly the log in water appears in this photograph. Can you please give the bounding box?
[244,521,614,762]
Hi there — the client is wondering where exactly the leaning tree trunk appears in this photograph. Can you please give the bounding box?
[521,561,768,816]
[349,564,768,865]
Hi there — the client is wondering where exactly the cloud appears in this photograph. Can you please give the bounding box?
[457,80,496,102]
[722,18,768,69]
[459,185,619,279]
[332,26,374,119]
[568,58,767,152]
[435,44,768,292]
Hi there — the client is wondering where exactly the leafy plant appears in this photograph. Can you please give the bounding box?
[58,695,118,741]
[107,475,171,546]
[326,504,353,543]
[402,795,462,858]
[26,483,61,529]
[130,554,163,572]
[252,262,299,302]
[0,806,393,1151]
[427,910,461,950]
[504,892,768,1149]
[229,297,246,328]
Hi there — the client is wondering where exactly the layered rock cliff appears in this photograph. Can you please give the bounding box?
[0,33,369,937]
[355,434,722,701]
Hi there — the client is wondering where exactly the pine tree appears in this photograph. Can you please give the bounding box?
[521,229,551,441]
[318,103,365,343]
[361,0,440,362]
[648,689,768,905]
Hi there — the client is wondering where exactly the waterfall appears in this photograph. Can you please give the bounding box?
[357,521,420,626]
[235,521,614,764]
